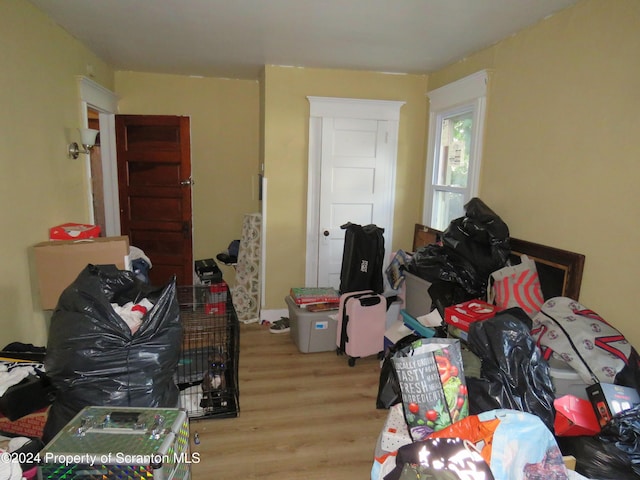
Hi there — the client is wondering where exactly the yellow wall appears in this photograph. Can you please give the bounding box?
[5,0,639,351]
[430,0,640,345]
[0,0,113,346]
[262,66,428,308]
[114,72,261,285]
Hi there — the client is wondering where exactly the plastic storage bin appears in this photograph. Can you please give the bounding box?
[404,272,433,319]
[285,296,337,353]
[548,356,590,400]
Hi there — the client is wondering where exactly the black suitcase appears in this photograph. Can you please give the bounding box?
[338,222,385,294]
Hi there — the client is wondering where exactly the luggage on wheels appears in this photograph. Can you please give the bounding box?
[338,223,385,294]
[336,290,386,366]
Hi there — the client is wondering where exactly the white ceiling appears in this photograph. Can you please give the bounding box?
[29,0,579,80]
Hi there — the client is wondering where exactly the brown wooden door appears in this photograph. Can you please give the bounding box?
[116,115,193,286]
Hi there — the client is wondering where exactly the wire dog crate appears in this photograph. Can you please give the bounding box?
[175,282,240,419]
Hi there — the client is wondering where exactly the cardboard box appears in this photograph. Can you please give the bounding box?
[444,299,500,332]
[33,236,130,309]
[563,456,577,471]
[554,394,601,436]
[49,222,101,240]
[586,382,640,427]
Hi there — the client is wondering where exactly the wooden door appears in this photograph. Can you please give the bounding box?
[116,115,193,286]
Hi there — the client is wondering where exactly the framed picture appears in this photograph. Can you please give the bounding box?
[509,238,585,301]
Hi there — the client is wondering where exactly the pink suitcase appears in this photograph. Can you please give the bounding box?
[336,290,387,366]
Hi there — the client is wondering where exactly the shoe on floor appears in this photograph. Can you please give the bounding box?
[269,317,290,334]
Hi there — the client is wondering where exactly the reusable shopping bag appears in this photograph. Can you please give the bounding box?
[488,254,544,316]
[391,338,469,441]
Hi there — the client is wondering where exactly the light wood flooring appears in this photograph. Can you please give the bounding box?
[189,322,387,479]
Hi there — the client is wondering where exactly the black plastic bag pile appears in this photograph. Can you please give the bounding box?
[408,198,510,305]
[43,264,182,442]
[558,403,640,480]
[465,307,556,431]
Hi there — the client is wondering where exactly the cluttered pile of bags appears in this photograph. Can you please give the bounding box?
[42,264,182,442]
[373,198,640,480]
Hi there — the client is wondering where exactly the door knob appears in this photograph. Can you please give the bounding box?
[180,178,194,186]
[323,230,330,237]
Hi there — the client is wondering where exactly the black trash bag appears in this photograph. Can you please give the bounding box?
[408,243,482,298]
[466,307,556,431]
[557,435,639,480]
[599,404,640,477]
[441,197,510,282]
[376,333,424,409]
[43,264,182,442]
[407,198,510,301]
[616,347,640,395]
[428,281,476,319]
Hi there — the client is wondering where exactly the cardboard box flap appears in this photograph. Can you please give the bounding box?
[33,236,130,310]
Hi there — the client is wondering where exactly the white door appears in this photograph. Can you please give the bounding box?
[306,97,405,290]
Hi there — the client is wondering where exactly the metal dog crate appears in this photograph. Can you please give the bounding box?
[175,283,239,419]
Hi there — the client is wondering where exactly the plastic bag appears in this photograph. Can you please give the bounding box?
[408,198,510,301]
[557,435,639,480]
[377,333,424,409]
[442,197,510,280]
[408,244,481,298]
[43,264,182,442]
[599,404,640,476]
[383,438,495,480]
[466,307,556,431]
[430,410,568,480]
[391,338,469,441]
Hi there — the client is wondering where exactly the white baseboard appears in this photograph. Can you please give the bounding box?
[260,308,289,323]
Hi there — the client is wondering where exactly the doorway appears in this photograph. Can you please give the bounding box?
[87,107,107,235]
[305,97,405,290]
[78,78,195,287]
[115,114,193,286]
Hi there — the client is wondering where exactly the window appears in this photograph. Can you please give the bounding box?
[423,70,489,231]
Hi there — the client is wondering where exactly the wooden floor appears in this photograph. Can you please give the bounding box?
[189,322,387,479]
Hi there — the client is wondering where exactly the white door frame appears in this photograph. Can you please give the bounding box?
[76,76,120,236]
[305,96,404,287]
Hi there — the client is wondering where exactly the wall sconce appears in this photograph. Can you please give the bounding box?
[68,128,99,159]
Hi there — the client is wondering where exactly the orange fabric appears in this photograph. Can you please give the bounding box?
[428,415,500,465]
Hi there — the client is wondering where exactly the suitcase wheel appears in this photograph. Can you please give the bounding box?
[348,357,357,367]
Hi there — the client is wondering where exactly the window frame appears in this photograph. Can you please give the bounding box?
[423,70,489,230]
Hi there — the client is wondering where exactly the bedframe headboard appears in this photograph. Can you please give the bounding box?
[412,223,586,300]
